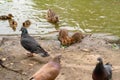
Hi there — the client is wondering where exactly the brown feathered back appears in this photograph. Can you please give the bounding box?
[46,9,59,24]
[23,20,31,28]
[71,32,84,44]
[58,29,72,46]
[8,19,17,31]
[0,14,13,20]
[30,54,62,80]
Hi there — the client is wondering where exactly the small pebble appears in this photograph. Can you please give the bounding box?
[2,58,6,61]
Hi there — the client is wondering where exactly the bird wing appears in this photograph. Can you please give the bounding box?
[104,64,112,79]
[21,37,39,52]
[27,35,39,44]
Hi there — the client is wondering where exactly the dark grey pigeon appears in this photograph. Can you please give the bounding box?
[20,27,49,57]
[92,57,112,80]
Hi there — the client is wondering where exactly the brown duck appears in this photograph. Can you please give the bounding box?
[0,14,13,20]
[23,20,31,28]
[8,19,17,31]
[46,9,59,24]
[71,32,84,44]
[58,29,84,46]
[58,29,71,46]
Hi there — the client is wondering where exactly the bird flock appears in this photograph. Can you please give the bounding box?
[0,14,31,31]
[0,9,112,80]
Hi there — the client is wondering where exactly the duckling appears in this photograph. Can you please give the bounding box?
[71,32,84,44]
[8,19,17,31]
[58,29,71,46]
[23,20,31,28]
[0,14,13,20]
[46,9,59,24]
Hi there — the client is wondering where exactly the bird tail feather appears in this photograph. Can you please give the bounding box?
[36,46,50,57]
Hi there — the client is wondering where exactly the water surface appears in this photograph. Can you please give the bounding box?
[0,0,120,36]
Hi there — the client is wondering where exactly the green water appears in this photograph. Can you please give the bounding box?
[0,0,120,36]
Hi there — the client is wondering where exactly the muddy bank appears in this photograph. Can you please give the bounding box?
[0,33,120,80]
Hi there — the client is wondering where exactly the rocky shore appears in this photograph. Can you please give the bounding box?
[0,33,120,80]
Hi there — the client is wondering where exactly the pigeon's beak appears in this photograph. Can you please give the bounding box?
[97,60,99,63]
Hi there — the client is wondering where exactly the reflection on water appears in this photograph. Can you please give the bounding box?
[0,0,120,36]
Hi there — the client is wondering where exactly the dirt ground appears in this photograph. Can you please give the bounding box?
[0,33,120,80]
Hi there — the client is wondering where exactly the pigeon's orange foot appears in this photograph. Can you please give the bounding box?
[27,53,34,57]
